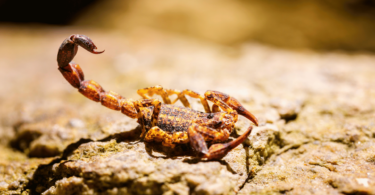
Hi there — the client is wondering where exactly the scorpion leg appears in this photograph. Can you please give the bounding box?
[137,86,202,111]
[172,89,211,113]
[137,86,189,109]
[137,85,173,104]
[138,86,211,113]
[144,126,175,147]
[212,104,221,113]
[57,34,138,119]
[188,124,253,160]
[205,91,258,126]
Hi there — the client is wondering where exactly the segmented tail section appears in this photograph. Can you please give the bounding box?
[57,34,138,118]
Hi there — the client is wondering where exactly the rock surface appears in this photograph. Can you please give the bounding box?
[0,26,374,194]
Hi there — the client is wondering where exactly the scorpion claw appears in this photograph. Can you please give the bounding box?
[203,126,253,160]
[189,123,253,160]
[205,90,259,126]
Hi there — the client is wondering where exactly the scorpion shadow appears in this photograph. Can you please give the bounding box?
[144,141,238,175]
[144,141,195,159]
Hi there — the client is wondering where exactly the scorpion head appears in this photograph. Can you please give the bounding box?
[196,112,236,132]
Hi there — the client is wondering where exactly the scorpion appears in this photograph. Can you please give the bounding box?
[57,34,259,160]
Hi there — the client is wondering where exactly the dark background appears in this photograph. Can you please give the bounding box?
[0,0,98,24]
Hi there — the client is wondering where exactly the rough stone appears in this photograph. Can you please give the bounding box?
[0,26,374,194]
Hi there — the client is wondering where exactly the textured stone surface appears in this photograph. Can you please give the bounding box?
[0,26,374,194]
[39,140,238,194]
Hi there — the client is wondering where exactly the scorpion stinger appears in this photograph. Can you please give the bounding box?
[57,34,104,68]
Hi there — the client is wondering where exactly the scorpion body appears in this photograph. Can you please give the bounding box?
[57,34,258,160]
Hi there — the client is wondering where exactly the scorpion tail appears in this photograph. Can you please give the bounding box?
[56,34,138,119]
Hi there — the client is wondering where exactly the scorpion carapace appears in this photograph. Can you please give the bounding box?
[57,34,259,160]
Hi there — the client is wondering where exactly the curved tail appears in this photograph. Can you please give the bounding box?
[57,34,138,118]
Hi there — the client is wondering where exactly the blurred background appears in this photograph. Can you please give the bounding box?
[1,0,375,51]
